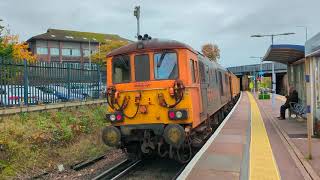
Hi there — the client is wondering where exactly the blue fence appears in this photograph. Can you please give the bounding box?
[0,58,106,107]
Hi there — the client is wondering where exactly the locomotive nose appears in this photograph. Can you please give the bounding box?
[101,126,121,147]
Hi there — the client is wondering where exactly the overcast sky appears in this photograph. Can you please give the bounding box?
[1,0,319,67]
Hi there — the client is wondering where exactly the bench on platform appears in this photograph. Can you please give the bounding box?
[289,102,307,120]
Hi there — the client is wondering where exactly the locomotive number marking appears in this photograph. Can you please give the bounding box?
[134,82,151,88]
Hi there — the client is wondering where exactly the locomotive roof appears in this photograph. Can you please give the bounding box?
[107,38,197,57]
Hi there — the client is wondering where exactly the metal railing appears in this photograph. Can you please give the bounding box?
[0,58,106,107]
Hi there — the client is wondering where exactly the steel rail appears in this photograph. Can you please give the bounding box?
[92,159,141,180]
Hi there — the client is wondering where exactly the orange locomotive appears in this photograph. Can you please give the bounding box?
[102,35,240,163]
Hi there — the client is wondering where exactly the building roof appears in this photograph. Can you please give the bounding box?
[262,44,305,64]
[305,32,320,57]
[27,29,130,43]
[106,38,197,57]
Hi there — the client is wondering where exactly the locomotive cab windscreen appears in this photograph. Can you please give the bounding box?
[112,52,178,83]
[154,52,178,80]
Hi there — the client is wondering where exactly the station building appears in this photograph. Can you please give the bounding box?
[262,33,320,135]
[27,29,129,64]
[263,45,305,102]
[305,32,320,134]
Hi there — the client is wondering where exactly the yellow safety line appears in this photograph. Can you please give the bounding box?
[247,92,280,180]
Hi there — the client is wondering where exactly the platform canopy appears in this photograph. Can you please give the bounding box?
[262,44,305,64]
[305,32,320,57]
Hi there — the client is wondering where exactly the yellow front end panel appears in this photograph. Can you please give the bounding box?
[108,89,193,126]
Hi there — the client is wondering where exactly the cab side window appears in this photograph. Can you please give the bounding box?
[225,74,229,85]
[190,59,196,83]
[112,55,131,83]
[199,61,206,83]
[219,71,224,95]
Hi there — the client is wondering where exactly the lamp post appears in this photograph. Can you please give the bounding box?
[88,39,91,67]
[251,32,295,108]
[250,56,264,92]
[250,56,264,73]
[251,33,295,45]
[87,38,98,68]
[296,26,312,159]
[297,26,308,42]
[134,6,141,38]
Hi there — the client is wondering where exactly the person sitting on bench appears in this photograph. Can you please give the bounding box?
[278,86,298,120]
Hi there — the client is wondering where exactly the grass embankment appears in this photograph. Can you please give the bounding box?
[0,104,110,179]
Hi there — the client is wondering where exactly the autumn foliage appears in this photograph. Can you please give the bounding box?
[0,21,36,62]
[201,43,220,62]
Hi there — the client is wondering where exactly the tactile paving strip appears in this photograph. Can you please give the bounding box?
[248,92,280,180]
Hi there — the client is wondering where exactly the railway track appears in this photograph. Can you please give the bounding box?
[92,97,239,180]
[92,159,141,180]
[92,157,185,180]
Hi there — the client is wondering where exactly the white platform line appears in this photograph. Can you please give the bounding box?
[177,92,243,180]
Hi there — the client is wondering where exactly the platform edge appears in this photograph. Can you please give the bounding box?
[177,91,243,180]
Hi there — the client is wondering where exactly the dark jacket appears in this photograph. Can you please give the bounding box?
[285,90,298,104]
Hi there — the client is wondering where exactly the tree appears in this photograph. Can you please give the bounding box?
[0,19,13,59]
[0,19,4,36]
[201,43,220,62]
[0,19,36,62]
[91,40,128,67]
[0,34,36,62]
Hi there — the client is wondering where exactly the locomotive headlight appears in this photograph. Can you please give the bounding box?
[169,111,175,119]
[106,112,124,122]
[168,109,188,120]
[116,114,123,121]
[176,111,183,118]
[110,114,116,121]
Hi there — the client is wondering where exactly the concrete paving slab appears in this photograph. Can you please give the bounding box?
[207,142,244,156]
[194,153,242,172]
[214,134,245,144]
[181,92,250,180]
[187,168,239,180]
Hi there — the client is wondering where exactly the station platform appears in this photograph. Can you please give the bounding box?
[178,92,320,180]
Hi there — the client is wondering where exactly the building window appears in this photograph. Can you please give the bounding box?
[71,49,81,56]
[83,49,90,57]
[50,48,59,56]
[37,47,48,55]
[62,48,71,56]
[134,54,150,82]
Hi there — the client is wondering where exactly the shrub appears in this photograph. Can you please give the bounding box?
[0,104,109,178]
